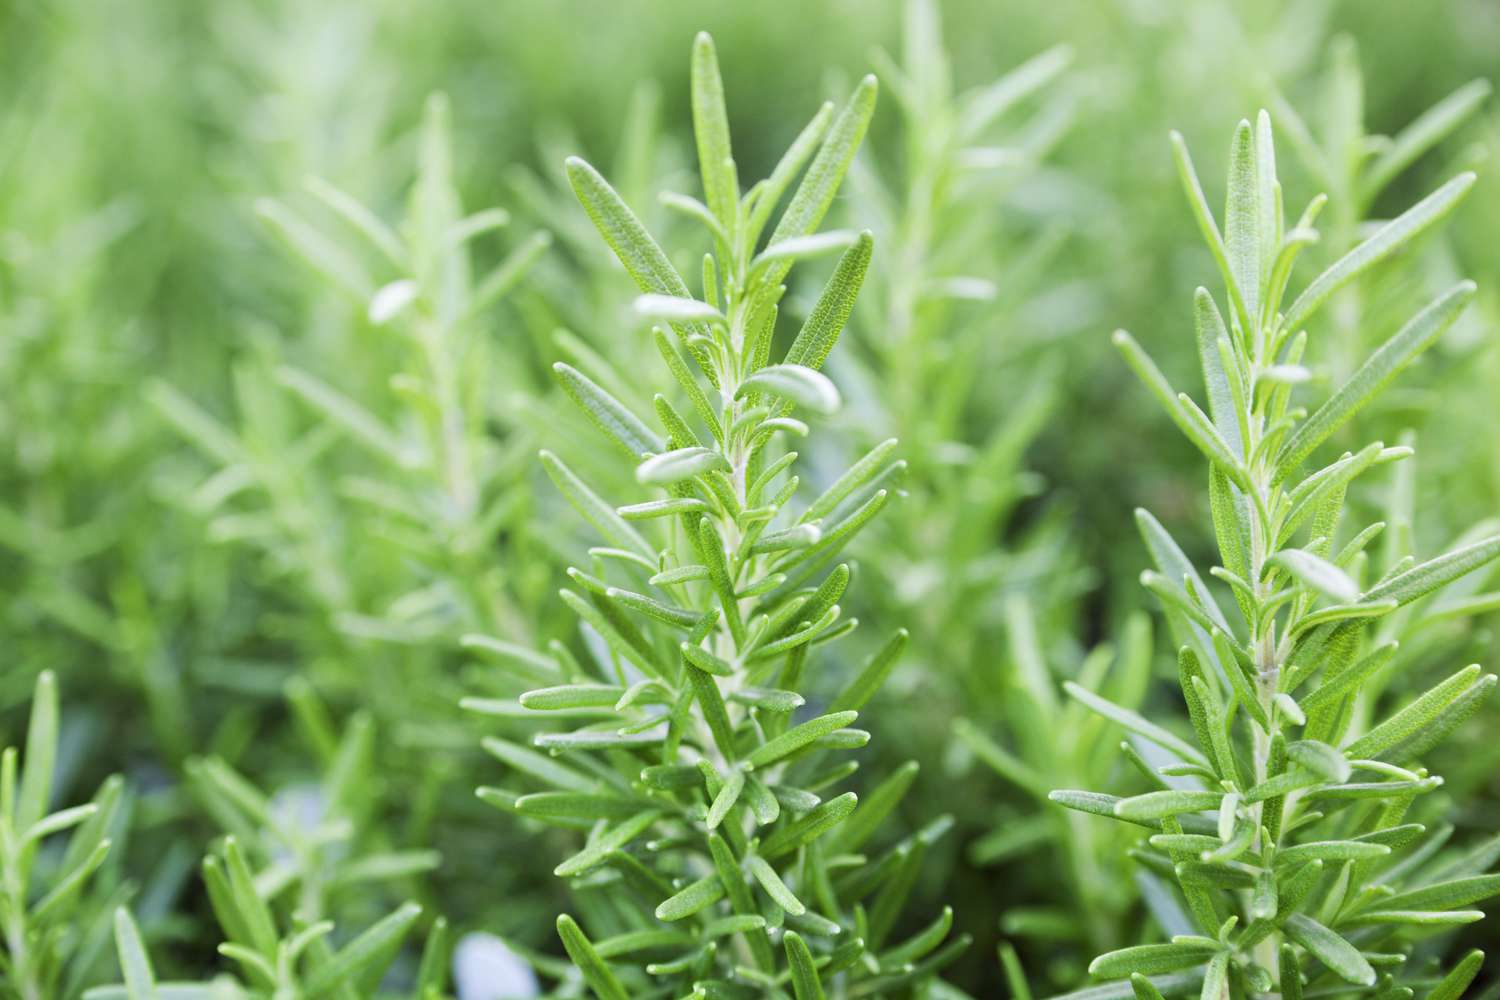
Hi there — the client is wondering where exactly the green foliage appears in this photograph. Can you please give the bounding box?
[4,5,1499,1000]
[0,673,123,1000]
[471,32,968,998]
[1053,114,1497,1000]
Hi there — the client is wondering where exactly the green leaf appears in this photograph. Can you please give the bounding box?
[276,366,413,467]
[783,233,874,374]
[655,874,726,922]
[1200,952,1229,1000]
[540,450,652,558]
[1362,534,1500,608]
[1113,332,1248,488]
[1365,875,1500,914]
[785,931,826,1000]
[1343,665,1492,760]
[765,74,878,280]
[1283,174,1475,331]
[1364,82,1491,202]
[1170,131,1252,336]
[1282,913,1374,986]
[738,364,841,415]
[566,156,692,299]
[1280,282,1475,470]
[555,810,662,877]
[1421,950,1485,1000]
[1223,119,1260,332]
[1088,941,1219,977]
[1275,840,1389,866]
[635,447,728,486]
[18,670,58,832]
[747,855,805,915]
[113,909,157,1000]
[761,792,858,860]
[633,293,723,324]
[705,768,745,830]
[1284,740,1351,783]
[1271,549,1360,603]
[1064,681,1208,767]
[690,32,738,231]
[306,903,422,997]
[1113,790,1224,822]
[554,362,663,457]
[747,712,858,769]
[556,914,629,1000]
[519,684,624,711]
[751,230,858,274]
[830,629,907,713]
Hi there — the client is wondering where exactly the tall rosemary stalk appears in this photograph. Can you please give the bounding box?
[1053,113,1500,1000]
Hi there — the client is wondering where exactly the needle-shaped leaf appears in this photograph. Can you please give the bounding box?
[1362,534,1500,608]
[1270,549,1360,603]
[556,915,629,1000]
[305,902,423,997]
[1223,119,1260,334]
[1282,913,1374,986]
[1113,790,1224,822]
[1362,81,1491,204]
[747,855,806,915]
[554,363,663,458]
[566,157,691,299]
[1281,282,1475,470]
[765,75,878,282]
[785,931,826,1000]
[112,908,156,1000]
[554,810,662,877]
[1088,941,1220,977]
[18,670,58,832]
[655,875,726,922]
[633,293,723,325]
[1343,665,1491,760]
[783,233,874,374]
[1283,175,1475,332]
[1420,950,1485,1000]
[738,364,841,415]
[747,712,858,769]
[690,32,739,231]
[760,792,857,860]
[1064,681,1208,766]
[541,450,652,557]
[635,447,729,486]
[1284,740,1351,783]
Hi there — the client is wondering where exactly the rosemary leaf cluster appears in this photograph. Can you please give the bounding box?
[1052,114,1499,1000]
[470,33,966,999]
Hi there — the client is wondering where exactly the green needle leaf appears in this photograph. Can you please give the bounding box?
[1280,282,1476,471]
[1282,913,1374,986]
[738,364,841,415]
[1283,173,1475,331]
[557,914,630,1000]
[747,712,858,769]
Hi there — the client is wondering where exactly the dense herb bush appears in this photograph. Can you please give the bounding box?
[3,3,1499,999]
[470,33,969,998]
[1052,115,1498,999]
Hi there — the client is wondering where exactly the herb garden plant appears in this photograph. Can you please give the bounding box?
[1051,114,1499,1000]
[470,32,967,999]
[6,5,1500,1000]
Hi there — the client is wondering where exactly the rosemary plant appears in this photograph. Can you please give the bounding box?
[89,693,441,998]
[0,673,123,1000]
[471,33,967,999]
[840,0,1134,973]
[1052,115,1499,999]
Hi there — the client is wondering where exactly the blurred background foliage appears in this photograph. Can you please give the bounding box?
[2,0,1498,994]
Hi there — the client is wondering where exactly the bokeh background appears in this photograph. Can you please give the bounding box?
[4,0,1499,994]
